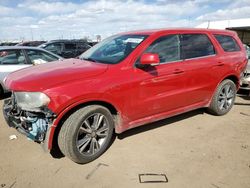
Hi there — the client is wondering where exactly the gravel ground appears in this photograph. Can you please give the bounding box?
[0,94,250,188]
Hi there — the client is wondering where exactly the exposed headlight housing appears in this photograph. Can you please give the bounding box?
[14,92,50,112]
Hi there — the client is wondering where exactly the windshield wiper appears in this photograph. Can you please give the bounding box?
[81,57,98,63]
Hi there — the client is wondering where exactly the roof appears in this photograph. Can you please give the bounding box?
[45,39,88,43]
[119,28,235,35]
[0,46,45,50]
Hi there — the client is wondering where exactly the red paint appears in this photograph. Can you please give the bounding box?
[140,53,160,65]
[5,29,247,150]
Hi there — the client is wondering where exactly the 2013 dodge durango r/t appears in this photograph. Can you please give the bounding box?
[3,29,247,164]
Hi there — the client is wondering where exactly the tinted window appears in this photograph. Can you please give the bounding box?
[77,43,91,50]
[26,50,59,65]
[44,43,62,53]
[65,43,76,50]
[145,35,181,63]
[0,50,26,65]
[181,34,215,59]
[214,34,240,52]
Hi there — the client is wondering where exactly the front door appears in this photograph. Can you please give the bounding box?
[128,34,187,121]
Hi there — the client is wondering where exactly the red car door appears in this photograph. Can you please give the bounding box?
[178,33,221,106]
[127,34,187,121]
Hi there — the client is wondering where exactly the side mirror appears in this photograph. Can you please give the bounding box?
[140,53,160,67]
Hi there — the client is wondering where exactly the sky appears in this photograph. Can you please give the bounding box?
[0,0,250,41]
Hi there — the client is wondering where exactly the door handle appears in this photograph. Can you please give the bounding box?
[216,62,225,66]
[173,69,184,74]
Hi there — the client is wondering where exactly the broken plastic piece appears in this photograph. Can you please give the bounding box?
[9,135,17,140]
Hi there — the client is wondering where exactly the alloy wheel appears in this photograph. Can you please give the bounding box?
[76,113,109,156]
[218,84,234,111]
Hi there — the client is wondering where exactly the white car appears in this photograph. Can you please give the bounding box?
[0,46,63,96]
[240,45,250,91]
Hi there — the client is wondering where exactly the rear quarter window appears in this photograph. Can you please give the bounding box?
[180,34,215,59]
[214,34,240,52]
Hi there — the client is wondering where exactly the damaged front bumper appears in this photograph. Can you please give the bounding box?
[3,96,56,150]
[240,71,250,90]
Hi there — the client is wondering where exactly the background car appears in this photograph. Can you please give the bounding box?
[0,42,19,46]
[0,46,63,96]
[240,45,250,91]
[39,39,91,58]
[16,41,46,47]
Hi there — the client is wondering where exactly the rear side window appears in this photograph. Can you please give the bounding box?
[214,34,240,52]
[181,34,215,59]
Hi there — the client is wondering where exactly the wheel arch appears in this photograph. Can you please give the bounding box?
[208,74,239,107]
[49,100,121,151]
[223,75,239,88]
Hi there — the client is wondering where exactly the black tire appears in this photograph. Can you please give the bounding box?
[208,79,236,116]
[58,105,114,164]
[0,85,3,98]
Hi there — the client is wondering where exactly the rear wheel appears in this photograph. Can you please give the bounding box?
[58,105,114,164]
[208,79,236,115]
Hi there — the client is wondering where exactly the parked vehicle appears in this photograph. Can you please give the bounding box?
[244,44,250,59]
[39,40,91,58]
[0,42,19,46]
[240,44,250,91]
[88,41,98,47]
[3,28,247,164]
[240,63,250,90]
[0,46,63,96]
[16,41,46,47]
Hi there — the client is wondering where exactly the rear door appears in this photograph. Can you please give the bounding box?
[178,33,220,106]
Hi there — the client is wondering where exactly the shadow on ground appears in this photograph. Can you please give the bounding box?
[51,108,206,160]
[118,108,205,139]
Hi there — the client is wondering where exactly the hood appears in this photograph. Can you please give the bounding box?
[5,58,108,91]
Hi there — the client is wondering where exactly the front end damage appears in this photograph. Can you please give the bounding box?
[3,95,56,146]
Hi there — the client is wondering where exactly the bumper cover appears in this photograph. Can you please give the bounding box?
[240,72,250,90]
[2,97,56,146]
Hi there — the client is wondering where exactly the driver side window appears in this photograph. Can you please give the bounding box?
[145,35,181,63]
[44,43,62,54]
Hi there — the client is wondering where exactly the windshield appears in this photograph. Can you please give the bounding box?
[80,34,148,64]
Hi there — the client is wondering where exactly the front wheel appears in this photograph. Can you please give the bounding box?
[208,79,236,116]
[58,105,114,164]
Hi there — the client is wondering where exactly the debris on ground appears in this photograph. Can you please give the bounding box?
[9,135,17,140]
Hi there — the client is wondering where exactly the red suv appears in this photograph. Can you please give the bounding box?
[3,29,247,164]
